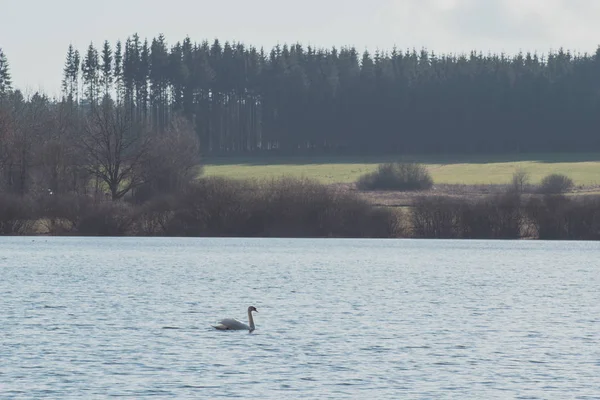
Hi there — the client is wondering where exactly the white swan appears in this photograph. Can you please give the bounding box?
[213,306,258,332]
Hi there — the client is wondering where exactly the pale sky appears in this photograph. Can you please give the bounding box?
[2,0,600,97]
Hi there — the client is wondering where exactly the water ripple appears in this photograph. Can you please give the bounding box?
[1,237,600,399]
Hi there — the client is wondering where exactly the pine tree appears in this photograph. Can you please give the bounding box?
[73,50,81,104]
[138,39,150,121]
[122,37,137,114]
[100,40,113,100]
[61,44,79,104]
[81,42,100,108]
[191,41,216,151]
[245,46,263,150]
[209,39,224,151]
[0,48,12,95]
[149,34,170,130]
[62,45,75,100]
[169,40,185,113]
[114,41,123,104]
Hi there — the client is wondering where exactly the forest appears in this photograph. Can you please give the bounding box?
[3,34,600,157]
[2,36,600,239]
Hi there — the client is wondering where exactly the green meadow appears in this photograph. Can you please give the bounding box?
[203,153,600,186]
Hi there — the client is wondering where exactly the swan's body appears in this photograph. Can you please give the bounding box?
[213,306,258,332]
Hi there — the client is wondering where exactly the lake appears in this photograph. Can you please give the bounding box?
[1,237,599,399]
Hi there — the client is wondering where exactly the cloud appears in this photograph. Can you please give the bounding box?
[379,0,600,54]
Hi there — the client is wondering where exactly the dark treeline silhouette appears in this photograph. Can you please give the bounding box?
[4,37,600,156]
[53,35,600,156]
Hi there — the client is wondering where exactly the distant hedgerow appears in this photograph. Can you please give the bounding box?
[357,162,433,191]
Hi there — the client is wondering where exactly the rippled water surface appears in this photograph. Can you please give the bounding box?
[1,237,600,399]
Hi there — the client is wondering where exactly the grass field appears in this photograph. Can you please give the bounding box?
[203,153,600,186]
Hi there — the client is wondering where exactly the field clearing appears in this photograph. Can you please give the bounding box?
[203,153,600,186]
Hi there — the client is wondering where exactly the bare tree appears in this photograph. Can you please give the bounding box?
[82,101,150,200]
[511,168,530,194]
[136,114,201,201]
[35,102,89,195]
[0,92,48,195]
[0,105,13,178]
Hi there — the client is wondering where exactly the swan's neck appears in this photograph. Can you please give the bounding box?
[248,310,255,331]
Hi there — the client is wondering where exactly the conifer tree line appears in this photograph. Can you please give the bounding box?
[5,36,600,156]
[0,48,11,95]
[53,34,600,155]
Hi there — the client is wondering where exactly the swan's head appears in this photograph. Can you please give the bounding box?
[248,306,258,313]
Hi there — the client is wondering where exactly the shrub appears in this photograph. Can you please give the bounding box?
[256,177,403,238]
[76,201,136,236]
[134,195,176,236]
[0,193,35,235]
[411,191,523,239]
[411,196,462,238]
[166,177,251,236]
[538,173,574,194]
[460,192,523,239]
[524,195,600,240]
[256,177,338,237]
[163,177,404,238]
[38,192,96,234]
[357,162,433,191]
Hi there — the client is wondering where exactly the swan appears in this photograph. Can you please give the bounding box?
[213,306,258,332]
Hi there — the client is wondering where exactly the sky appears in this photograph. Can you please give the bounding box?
[2,0,600,97]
